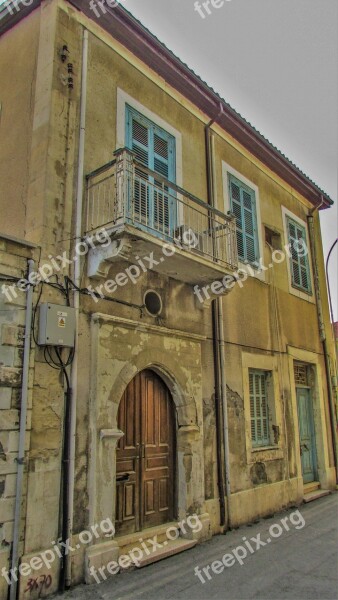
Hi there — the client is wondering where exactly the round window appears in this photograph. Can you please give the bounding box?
[144,290,162,316]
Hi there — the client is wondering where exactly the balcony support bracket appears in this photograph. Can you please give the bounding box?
[87,236,133,279]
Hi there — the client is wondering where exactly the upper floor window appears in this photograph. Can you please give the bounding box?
[228,174,259,264]
[286,217,312,294]
[126,105,176,179]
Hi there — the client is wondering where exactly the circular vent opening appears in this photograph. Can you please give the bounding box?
[144,290,162,316]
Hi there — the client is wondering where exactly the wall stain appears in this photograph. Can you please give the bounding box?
[250,462,268,485]
[0,443,6,461]
[227,385,244,417]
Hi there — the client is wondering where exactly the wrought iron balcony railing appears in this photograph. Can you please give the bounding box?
[85,148,238,271]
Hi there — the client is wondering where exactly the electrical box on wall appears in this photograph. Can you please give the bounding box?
[38,303,75,347]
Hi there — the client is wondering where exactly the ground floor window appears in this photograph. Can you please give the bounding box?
[249,369,273,447]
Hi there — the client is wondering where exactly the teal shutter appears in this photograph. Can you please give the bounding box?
[229,175,258,263]
[152,130,173,232]
[287,218,311,293]
[126,109,150,222]
[249,370,269,447]
[126,106,176,235]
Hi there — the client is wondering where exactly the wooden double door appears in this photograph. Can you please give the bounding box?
[115,370,175,535]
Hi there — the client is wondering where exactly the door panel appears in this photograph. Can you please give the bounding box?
[297,387,316,483]
[116,376,141,534]
[116,370,175,535]
[142,373,174,528]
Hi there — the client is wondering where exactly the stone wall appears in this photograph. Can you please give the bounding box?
[0,235,37,599]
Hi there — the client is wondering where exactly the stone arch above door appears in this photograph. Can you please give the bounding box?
[89,315,206,526]
[109,349,200,430]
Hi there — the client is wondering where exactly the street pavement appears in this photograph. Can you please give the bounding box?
[53,492,338,600]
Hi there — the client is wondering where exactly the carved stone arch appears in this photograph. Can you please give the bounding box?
[109,348,199,429]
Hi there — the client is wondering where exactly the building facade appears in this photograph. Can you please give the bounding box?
[0,1,337,598]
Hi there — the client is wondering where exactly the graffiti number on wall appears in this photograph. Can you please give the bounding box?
[24,574,52,594]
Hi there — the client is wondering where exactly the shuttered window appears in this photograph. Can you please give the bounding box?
[229,174,258,263]
[249,370,270,447]
[125,105,176,234]
[286,217,312,294]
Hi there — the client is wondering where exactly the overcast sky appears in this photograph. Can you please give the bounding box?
[1,0,337,318]
[122,0,338,319]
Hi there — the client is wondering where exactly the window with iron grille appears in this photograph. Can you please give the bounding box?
[228,174,259,264]
[286,217,312,294]
[294,364,308,386]
[249,369,271,447]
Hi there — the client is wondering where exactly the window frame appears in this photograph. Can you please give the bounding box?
[125,104,176,182]
[228,173,259,264]
[222,162,264,281]
[116,88,184,226]
[242,354,283,464]
[125,104,177,237]
[286,216,312,295]
[249,369,271,448]
[281,207,314,303]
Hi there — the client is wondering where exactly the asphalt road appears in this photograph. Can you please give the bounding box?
[54,493,338,600]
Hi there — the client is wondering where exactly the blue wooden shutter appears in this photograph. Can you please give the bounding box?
[287,218,311,293]
[229,179,245,259]
[153,131,170,231]
[249,370,269,447]
[126,108,150,222]
[229,175,258,263]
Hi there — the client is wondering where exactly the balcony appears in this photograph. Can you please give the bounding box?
[85,148,238,287]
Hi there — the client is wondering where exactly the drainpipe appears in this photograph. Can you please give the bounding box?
[217,287,232,518]
[9,259,34,600]
[205,108,232,528]
[307,206,338,484]
[210,294,226,526]
[65,28,88,589]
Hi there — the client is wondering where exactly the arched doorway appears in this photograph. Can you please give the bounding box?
[115,369,176,535]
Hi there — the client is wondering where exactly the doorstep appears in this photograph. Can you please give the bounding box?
[137,538,197,568]
[115,521,179,555]
[303,481,320,494]
[303,488,331,503]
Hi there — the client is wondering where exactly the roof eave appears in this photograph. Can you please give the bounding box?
[0,0,41,36]
[69,1,333,209]
[1,0,334,209]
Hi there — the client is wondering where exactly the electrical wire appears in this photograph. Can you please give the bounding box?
[31,284,44,346]
[44,347,61,370]
[64,276,145,313]
[0,276,22,283]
